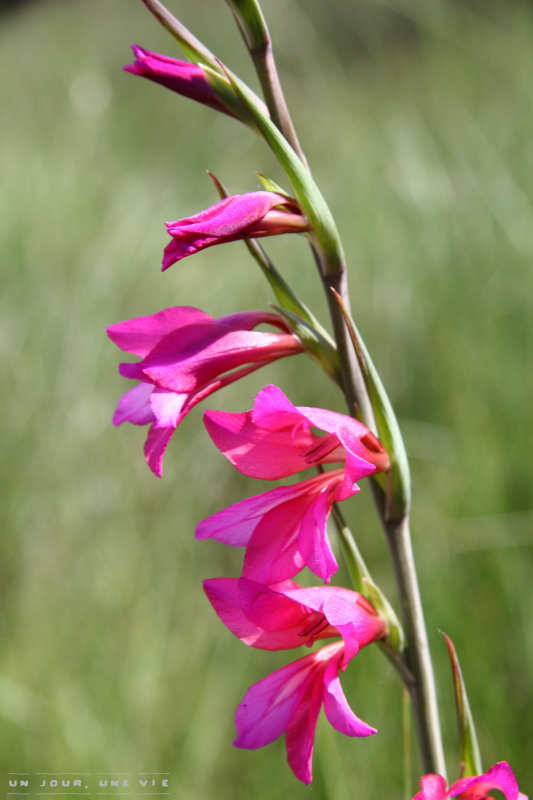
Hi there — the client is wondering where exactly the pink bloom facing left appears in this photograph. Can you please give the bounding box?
[107,308,303,477]
[203,577,387,665]
[234,641,377,785]
[162,191,310,270]
[413,762,528,800]
[197,385,389,583]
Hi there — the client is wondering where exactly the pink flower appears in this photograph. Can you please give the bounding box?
[413,763,528,800]
[196,385,389,583]
[233,641,377,785]
[107,309,303,477]
[124,45,233,116]
[203,577,387,665]
[162,192,309,270]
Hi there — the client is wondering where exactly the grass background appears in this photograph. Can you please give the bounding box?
[1,0,532,796]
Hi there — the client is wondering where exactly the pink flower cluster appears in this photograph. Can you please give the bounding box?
[110,50,528,792]
[107,147,390,780]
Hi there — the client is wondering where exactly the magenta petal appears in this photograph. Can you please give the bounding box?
[204,579,313,651]
[234,652,319,750]
[237,578,307,631]
[298,405,377,499]
[447,762,520,800]
[143,424,174,478]
[140,325,300,393]
[149,388,187,428]
[322,653,377,737]
[113,382,155,426]
[413,774,448,800]
[203,408,317,479]
[242,496,310,584]
[285,669,324,785]
[106,306,212,356]
[168,193,287,239]
[195,482,317,547]
[251,384,306,430]
[297,484,338,582]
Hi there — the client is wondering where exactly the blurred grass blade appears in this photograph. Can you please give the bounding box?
[271,304,341,386]
[443,633,483,779]
[217,62,346,276]
[332,288,411,520]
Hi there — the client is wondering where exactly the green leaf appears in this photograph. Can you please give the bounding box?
[332,289,411,520]
[443,633,483,779]
[255,172,290,197]
[218,63,346,276]
[271,305,341,386]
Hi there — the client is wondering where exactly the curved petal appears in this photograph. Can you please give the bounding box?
[202,578,307,650]
[251,384,306,431]
[297,483,339,582]
[167,193,289,239]
[113,382,155,426]
[322,653,377,738]
[143,424,174,478]
[140,325,300,393]
[446,762,520,800]
[216,310,289,332]
[285,668,325,785]
[195,479,330,547]
[233,650,321,750]
[203,408,320,479]
[242,495,308,584]
[300,406,377,499]
[413,774,448,800]
[106,306,212,356]
[237,578,309,631]
[149,388,187,428]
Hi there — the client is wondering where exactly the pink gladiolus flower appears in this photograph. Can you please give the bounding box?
[107,308,303,477]
[233,640,377,785]
[124,45,233,116]
[204,577,387,666]
[413,762,528,800]
[162,192,310,270]
[196,384,389,583]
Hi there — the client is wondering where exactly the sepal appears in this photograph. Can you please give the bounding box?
[332,288,411,521]
[443,633,483,779]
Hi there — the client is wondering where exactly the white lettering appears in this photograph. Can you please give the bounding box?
[140,780,148,787]
[20,782,28,787]
[111,781,118,787]
[40,780,46,787]
[162,780,168,787]
[152,780,155,786]
[123,780,129,787]
[74,781,81,787]
[99,780,107,787]
[50,780,58,787]
[9,781,16,787]
[62,781,70,787]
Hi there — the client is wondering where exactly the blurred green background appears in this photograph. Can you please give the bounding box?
[1,0,532,796]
